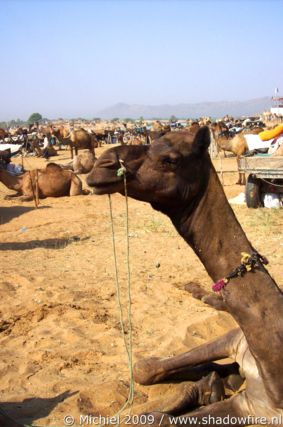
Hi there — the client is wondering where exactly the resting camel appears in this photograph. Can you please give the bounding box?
[60,151,97,174]
[87,128,283,426]
[51,126,97,159]
[0,163,86,200]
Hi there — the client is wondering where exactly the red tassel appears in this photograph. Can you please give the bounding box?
[212,278,227,292]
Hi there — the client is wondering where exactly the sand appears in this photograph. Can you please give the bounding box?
[0,148,282,426]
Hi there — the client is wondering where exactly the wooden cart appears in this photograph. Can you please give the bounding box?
[238,156,283,208]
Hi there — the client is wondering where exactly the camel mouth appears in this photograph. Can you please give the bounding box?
[89,180,123,195]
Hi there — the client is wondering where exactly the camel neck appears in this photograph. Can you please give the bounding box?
[169,162,283,401]
[174,166,252,281]
[169,161,282,321]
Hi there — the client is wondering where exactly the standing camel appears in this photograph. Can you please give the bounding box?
[211,122,266,185]
[87,128,283,425]
[51,126,97,159]
[211,123,252,185]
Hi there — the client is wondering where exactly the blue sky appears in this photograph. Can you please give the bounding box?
[1,0,283,120]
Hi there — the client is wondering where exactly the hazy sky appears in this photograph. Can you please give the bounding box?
[1,0,283,120]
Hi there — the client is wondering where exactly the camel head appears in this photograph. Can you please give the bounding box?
[87,126,211,214]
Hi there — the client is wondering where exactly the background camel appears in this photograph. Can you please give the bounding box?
[51,126,97,158]
[87,128,283,425]
[0,128,9,139]
[59,151,97,174]
[211,122,265,185]
[0,163,86,200]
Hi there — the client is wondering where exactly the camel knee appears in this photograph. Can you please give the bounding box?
[133,357,164,385]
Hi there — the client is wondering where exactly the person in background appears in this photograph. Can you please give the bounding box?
[42,134,50,159]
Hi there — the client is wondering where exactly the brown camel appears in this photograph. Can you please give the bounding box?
[210,123,264,185]
[0,128,8,139]
[60,151,97,174]
[0,163,86,200]
[87,128,283,425]
[51,126,97,158]
[211,123,266,177]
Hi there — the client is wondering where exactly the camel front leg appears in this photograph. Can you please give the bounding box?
[70,144,74,159]
[4,193,22,200]
[134,371,225,417]
[134,328,242,385]
[151,393,251,427]
[69,174,83,196]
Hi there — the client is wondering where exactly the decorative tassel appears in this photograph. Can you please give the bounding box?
[212,278,228,292]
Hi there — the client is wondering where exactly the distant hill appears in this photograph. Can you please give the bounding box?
[96,97,272,119]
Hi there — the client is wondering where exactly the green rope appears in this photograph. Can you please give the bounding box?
[107,159,135,424]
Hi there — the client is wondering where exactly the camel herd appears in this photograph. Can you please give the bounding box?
[1,116,283,200]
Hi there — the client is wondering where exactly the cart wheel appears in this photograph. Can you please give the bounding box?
[245,175,262,208]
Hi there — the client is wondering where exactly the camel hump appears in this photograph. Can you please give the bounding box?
[46,163,63,173]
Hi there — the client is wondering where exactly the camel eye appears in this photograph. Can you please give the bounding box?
[162,156,180,167]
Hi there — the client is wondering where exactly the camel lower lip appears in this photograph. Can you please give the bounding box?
[91,182,120,194]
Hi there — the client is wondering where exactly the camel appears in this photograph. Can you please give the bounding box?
[210,123,264,185]
[0,128,8,139]
[60,151,97,174]
[0,163,86,200]
[51,126,97,158]
[87,127,283,426]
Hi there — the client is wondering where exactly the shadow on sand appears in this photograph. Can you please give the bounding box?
[0,390,77,427]
[0,205,50,226]
[0,236,89,251]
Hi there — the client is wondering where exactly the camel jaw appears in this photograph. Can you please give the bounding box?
[92,181,124,195]
[87,169,124,195]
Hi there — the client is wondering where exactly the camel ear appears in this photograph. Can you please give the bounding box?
[192,126,211,155]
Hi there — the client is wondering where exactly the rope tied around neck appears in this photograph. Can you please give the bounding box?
[212,251,268,292]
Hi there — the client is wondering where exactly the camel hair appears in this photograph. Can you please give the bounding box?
[0,163,87,200]
[87,127,283,426]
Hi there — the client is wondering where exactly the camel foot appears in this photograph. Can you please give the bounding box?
[133,357,165,385]
[4,194,21,200]
[132,373,225,426]
[19,196,34,202]
[185,282,207,300]
[134,372,225,419]
[185,283,227,311]
[198,371,225,405]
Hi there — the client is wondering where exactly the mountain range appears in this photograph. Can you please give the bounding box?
[96,97,272,119]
